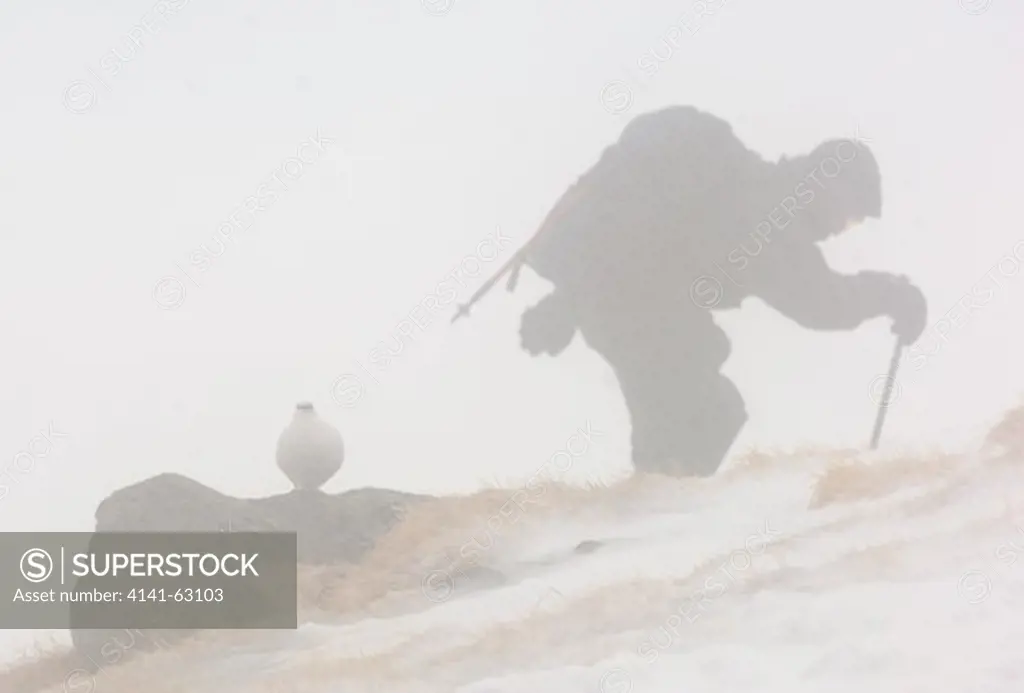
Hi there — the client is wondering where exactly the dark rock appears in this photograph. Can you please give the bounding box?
[70,473,430,668]
[574,539,604,555]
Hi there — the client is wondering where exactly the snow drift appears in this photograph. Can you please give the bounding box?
[6,404,1024,692]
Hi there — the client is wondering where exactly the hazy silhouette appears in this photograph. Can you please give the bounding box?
[504,105,927,476]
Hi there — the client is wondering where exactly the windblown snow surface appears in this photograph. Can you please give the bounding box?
[9,407,1024,692]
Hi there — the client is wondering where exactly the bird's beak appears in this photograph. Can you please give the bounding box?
[842,217,866,232]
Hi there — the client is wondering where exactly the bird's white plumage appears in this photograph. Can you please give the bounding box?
[275,403,345,491]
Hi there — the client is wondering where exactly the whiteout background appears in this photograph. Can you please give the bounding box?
[1,0,1021,664]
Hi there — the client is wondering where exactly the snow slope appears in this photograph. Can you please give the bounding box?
[10,407,1024,693]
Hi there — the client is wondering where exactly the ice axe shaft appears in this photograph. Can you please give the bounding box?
[869,338,903,449]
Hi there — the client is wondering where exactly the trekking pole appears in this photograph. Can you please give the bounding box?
[869,337,904,449]
[451,174,592,324]
[450,249,527,324]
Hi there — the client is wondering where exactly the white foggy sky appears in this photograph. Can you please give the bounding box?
[0,0,1022,543]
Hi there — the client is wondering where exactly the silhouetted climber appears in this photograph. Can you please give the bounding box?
[456,105,927,476]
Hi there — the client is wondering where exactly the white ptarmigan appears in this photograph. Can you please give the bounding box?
[275,402,345,491]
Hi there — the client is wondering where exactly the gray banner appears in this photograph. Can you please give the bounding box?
[0,532,296,629]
